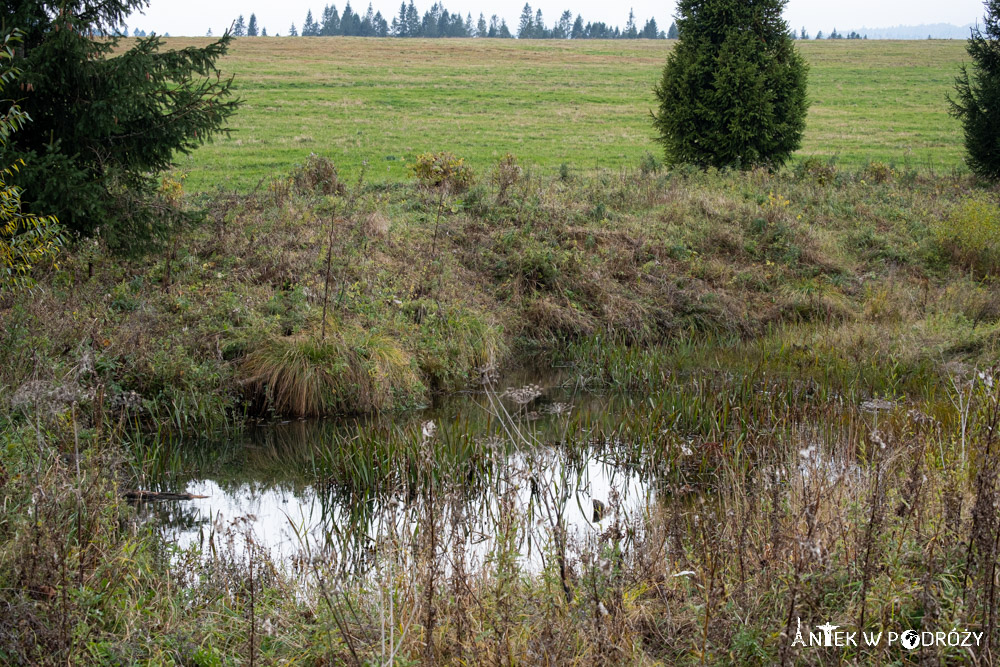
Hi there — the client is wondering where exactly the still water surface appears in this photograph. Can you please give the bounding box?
[138,374,660,573]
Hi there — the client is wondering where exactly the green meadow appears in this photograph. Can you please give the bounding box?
[151,37,970,191]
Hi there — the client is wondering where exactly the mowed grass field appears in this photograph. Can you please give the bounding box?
[148,37,969,191]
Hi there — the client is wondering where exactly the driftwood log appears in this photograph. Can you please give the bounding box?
[124,490,208,501]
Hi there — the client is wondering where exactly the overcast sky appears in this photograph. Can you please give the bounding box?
[126,0,988,37]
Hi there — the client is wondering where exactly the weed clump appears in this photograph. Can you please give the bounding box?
[794,156,837,185]
[861,160,895,184]
[412,151,475,192]
[414,305,504,390]
[291,153,346,196]
[935,195,1000,276]
[524,296,596,341]
[639,151,662,176]
[492,153,523,204]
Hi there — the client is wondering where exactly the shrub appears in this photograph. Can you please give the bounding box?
[639,151,662,176]
[0,30,62,292]
[861,161,895,184]
[492,153,523,204]
[291,153,346,196]
[794,157,837,185]
[652,0,809,169]
[935,195,1000,277]
[412,152,475,192]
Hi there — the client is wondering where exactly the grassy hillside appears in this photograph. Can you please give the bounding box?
[137,37,970,191]
[3,159,996,427]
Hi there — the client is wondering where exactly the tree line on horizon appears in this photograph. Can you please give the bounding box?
[227,3,672,39]
[796,27,867,40]
[221,3,897,42]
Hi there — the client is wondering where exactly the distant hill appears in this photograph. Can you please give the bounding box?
[848,23,975,39]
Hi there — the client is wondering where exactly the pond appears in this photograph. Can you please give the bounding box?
[135,371,666,577]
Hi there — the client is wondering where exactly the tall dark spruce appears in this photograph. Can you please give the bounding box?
[652,0,808,169]
[950,0,1000,181]
[1,1,240,253]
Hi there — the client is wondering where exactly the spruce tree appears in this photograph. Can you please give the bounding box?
[405,2,420,36]
[341,3,357,35]
[666,21,678,39]
[1,1,240,252]
[302,10,317,36]
[394,3,407,35]
[234,15,246,36]
[321,5,341,35]
[624,9,637,38]
[362,4,376,36]
[247,13,258,36]
[950,0,1000,181]
[641,18,659,39]
[518,4,534,38]
[557,11,572,38]
[652,0,808,169]
[419,8,436,37]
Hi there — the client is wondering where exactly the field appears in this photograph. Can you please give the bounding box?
[147,37,971,191]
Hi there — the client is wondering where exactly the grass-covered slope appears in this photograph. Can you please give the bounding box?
[2,158,997,430]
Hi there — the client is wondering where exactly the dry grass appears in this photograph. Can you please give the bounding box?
[1,160,997,425]
[241,325,423,417]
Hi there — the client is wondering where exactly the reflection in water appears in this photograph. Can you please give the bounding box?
[147,453,652,575]
[137,375,658,576]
